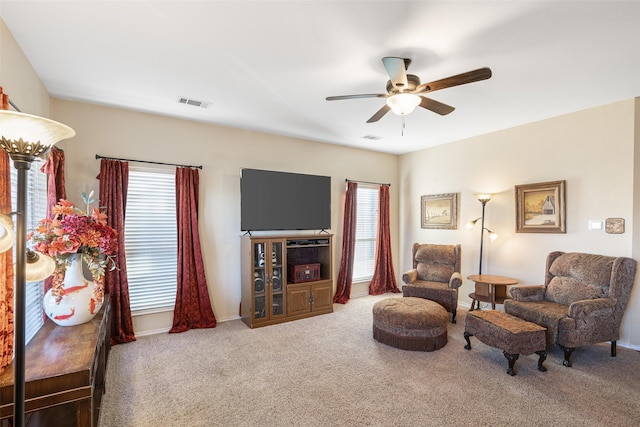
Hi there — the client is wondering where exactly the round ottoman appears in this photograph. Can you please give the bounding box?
[372,297,448,351]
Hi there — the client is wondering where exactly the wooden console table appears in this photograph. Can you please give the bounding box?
[467,274,518,310]
[0,299,111,426]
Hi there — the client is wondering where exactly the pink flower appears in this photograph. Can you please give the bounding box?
[29,196,119,303]
[28,197,118,286]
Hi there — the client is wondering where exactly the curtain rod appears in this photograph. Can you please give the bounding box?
[346,179,390,187]
[95,154,202,170]
[9,99,21,112]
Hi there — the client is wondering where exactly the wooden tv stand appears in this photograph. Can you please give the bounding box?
[241,234,333,328]
[0,299,111,426]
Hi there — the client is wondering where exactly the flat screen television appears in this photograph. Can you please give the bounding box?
[241,168,331,232]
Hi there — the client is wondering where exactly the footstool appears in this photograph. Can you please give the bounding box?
[464,310,547,376]
[372,297,448,351]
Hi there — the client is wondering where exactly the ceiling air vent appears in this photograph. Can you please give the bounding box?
[361,135,383,141]
[177,97,212,109]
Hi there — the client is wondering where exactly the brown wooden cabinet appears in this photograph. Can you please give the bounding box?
[241,235,333,328]
[286,281,333,317]
[0,299,111,426]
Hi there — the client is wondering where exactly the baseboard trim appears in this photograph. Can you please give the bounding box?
[134,315,242,338]
[135,327,171,337]
[351,291,370,299]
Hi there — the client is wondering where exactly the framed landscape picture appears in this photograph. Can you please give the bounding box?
[515,180,566,233]
[421,193,458,229]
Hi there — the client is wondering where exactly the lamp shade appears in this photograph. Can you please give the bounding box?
[0,214,15,253]
[465,218,480,229]
[0,110,75,158]
[24,249,56,282]
[386,93,421,115]
[474,193,494,203]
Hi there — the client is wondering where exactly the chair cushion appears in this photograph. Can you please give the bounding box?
[549,252,614,286]
[414,245,456,282]
[402,281,457,312]
[504,299,569,344]
[545,253,613,305]
[417,263,454,283]
[546,277,608,305]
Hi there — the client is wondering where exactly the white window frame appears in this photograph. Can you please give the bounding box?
[351,184,379,283]
[124,166,178,315]
[10,159,48,344]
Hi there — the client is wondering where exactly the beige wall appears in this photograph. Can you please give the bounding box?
[0,20,50,116]
[52,100,399,334]
[631,98,640,346]
[399,99,639,348]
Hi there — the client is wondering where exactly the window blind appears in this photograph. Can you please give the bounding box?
[10,159,48,344]
[352,185,379,282]
[124,167,177,314]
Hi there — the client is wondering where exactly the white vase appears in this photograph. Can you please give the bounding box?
[43,253,104,326]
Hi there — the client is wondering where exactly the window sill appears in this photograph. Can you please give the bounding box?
[131,305,175,317]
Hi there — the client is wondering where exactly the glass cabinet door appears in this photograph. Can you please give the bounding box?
[251,239,286,322]
[270,240,284,317]
[253,241,267,320]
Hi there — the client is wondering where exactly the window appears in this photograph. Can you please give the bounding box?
[351,185,379,282]
[10,159,48,344]
[125,167,177,314]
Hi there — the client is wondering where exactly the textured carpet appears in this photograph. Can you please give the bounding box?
[99,295,640,426]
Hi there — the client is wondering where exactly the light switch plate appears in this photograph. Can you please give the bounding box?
[588,220,603,230]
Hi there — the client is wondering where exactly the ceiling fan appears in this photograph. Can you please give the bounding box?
[326,57,492,123]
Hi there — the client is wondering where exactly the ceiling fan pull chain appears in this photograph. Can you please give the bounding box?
[402,116,406,136]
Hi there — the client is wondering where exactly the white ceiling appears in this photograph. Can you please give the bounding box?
[1,1,640,155]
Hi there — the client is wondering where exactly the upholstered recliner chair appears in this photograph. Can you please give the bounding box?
[504,251,637,367]
[402,243,462,324]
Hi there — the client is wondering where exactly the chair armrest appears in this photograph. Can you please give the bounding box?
[402,269,418,284]
[509,285,546,301]
[568,298,616,319]
[449,272,463,289]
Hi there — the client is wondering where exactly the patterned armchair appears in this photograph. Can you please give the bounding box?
[504,251,637,367]
[402,243,462,323]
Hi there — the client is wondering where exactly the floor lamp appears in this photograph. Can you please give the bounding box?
[0,110,75,427]
[465,193,499,275]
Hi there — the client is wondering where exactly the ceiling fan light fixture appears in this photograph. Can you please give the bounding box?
[386,93,420,116]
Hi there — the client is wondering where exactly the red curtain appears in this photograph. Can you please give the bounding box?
[170,167,216,333]
[40,147,66,218]
[0,88,14,372]
[333,181,357,304]
[40,147,66,293]
[98,159,136,344]
[369,185,400,295]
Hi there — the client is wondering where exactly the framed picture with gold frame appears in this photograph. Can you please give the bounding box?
[515,180,566,233]
[421,193,458,229]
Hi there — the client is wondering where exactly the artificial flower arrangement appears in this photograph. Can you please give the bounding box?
[28,191,118,304]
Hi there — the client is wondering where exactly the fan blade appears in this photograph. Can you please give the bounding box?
[382,57,409,91]
[366,105,391,123]
[326,94,387,101]
[415,67,492,93]
[419,96,455,116]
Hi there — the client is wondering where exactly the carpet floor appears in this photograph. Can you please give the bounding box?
[99,294,640,426]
